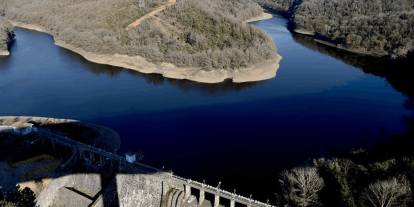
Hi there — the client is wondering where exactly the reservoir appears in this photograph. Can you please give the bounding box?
[1,15,413,201]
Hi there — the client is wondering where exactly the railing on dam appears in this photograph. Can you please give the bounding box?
[34,128,275,207]
[37,129,159,173]
[171,175,274,207]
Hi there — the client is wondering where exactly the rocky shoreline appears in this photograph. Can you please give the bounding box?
[313,39,387,57]
[245,12,273,23]
[0,49,9,56]
[293,28,387,57]
[10,21,281,84]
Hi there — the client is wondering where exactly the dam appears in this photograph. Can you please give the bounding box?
[10,125,274,207]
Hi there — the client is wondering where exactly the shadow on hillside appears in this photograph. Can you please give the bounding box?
[0,121,156,207]
[0,120,256,207]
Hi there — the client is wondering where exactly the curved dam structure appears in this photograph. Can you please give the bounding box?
[0,116,273,207]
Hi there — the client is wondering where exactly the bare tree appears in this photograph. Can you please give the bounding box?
[279,167,325,207]
[362,176,412,207]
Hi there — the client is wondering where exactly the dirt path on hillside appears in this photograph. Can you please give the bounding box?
[126,0,176,29]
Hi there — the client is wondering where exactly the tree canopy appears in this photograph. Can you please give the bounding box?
[0,0,277,69]
[257,0,414,58]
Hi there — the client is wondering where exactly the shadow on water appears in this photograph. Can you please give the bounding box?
[45,29,263,96]
[292,34,414,97]
[293,32,414,162]
[0,36,16,69]
[0,56,11,72]
[82,63,262,96]
[0,39,14,72]
[3,27,263,97]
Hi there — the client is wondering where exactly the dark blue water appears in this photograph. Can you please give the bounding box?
[0,16,412,200]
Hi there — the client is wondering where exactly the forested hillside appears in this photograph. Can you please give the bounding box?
[257,0,414,58]
[0,18,13,53]
[195,0,264,21]
[0,0,277,70]
[255,0,297,15]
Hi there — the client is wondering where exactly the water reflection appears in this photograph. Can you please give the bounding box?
[292,34,414,97]
[292,33,414,166]
[119,71,261,95]
[0,55,12,72]
[51,33,262,95]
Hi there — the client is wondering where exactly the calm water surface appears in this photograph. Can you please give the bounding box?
[1,16,413,200]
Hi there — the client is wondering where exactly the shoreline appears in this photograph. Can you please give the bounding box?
[0,116,121,152]
[313,39,386,57]
[293,29,315,36]
[245,12,273,23]
[10,21,281,84]
[0,49,9,56]
[293,27,387,57]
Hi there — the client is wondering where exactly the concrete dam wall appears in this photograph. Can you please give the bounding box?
[35,173,205,207]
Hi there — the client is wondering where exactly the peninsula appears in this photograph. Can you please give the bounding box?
[0,0,281,83]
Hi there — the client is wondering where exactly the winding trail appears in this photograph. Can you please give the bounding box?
[126,0,176,29]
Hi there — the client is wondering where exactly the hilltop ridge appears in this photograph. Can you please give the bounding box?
[0,0,281,83]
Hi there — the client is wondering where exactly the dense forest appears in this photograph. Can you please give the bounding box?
[255,0,297,15]
[0,0,276,70]
[0,18,13,53]
[257,0,414,58]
